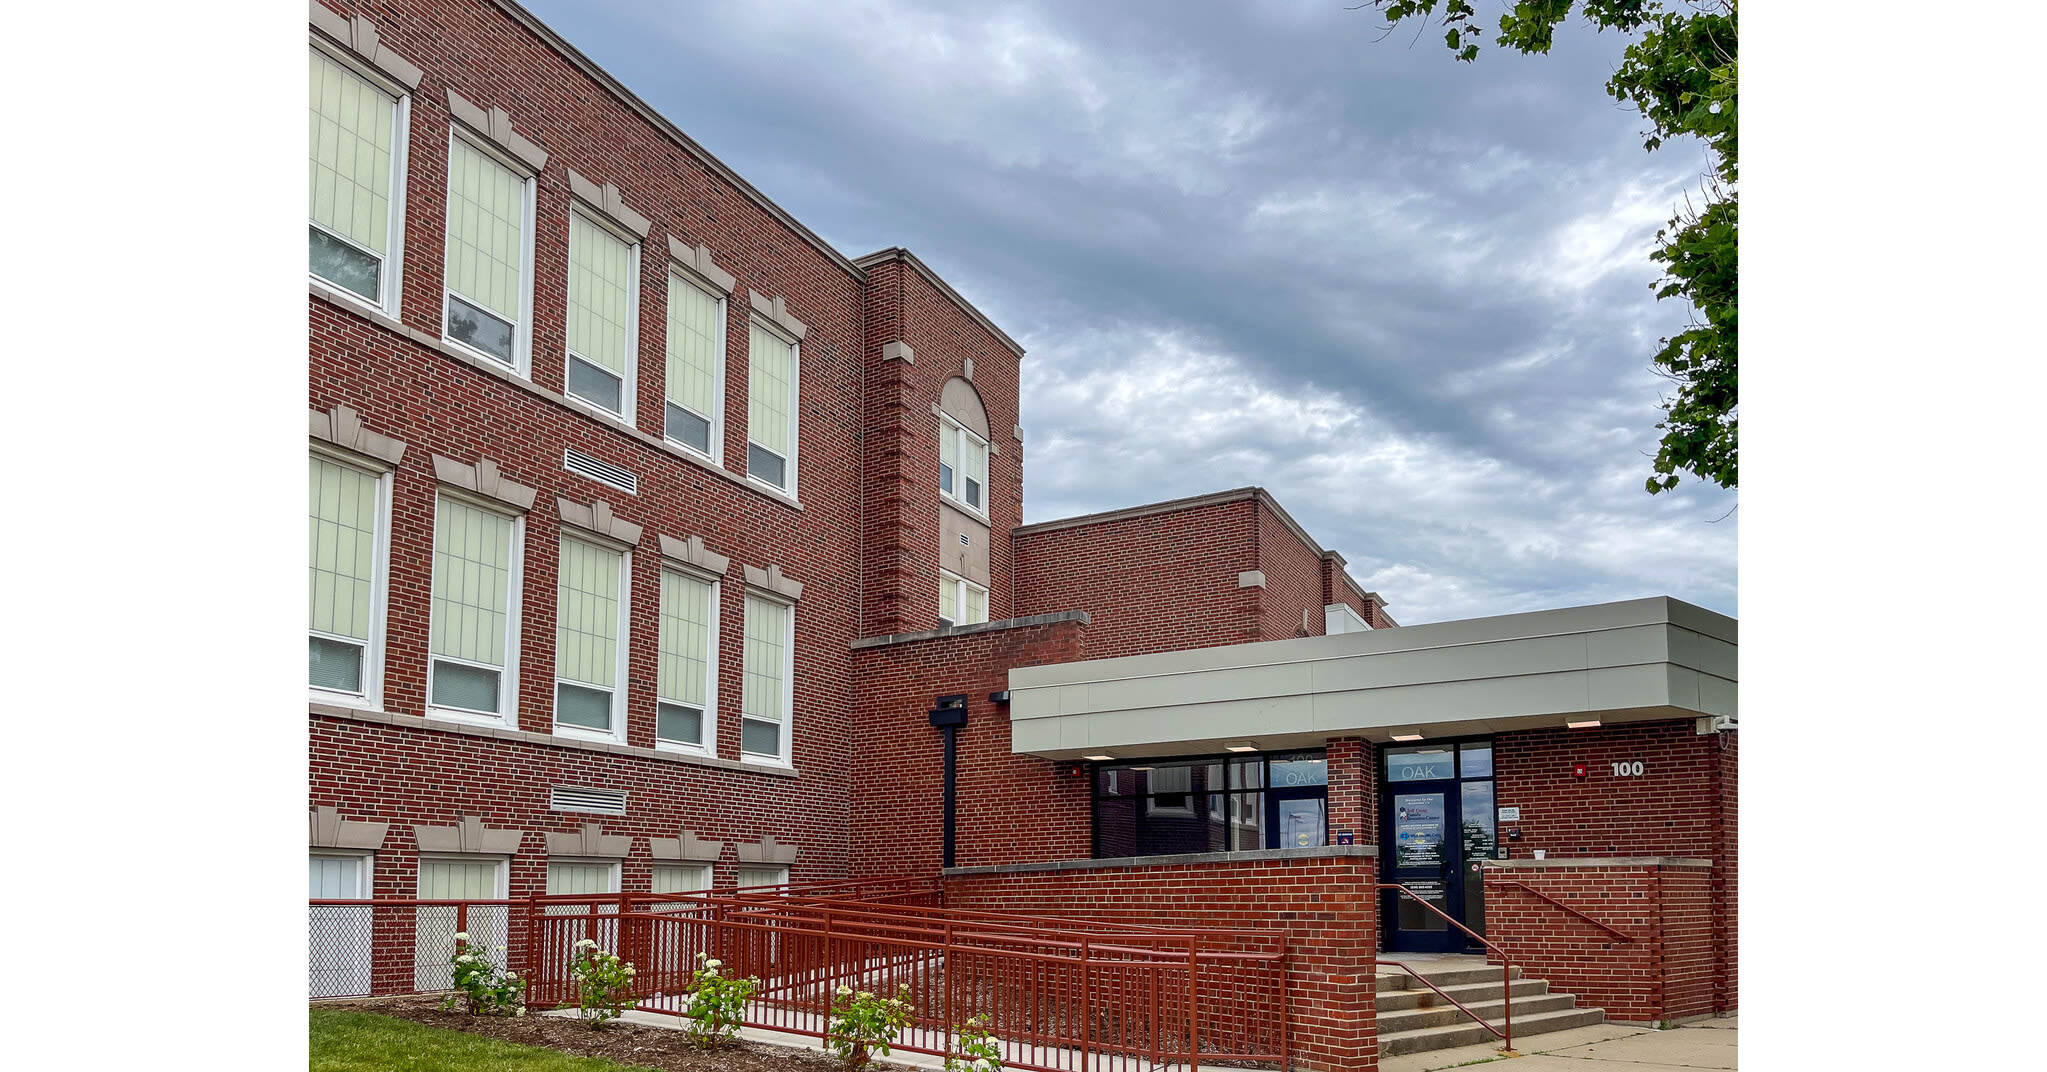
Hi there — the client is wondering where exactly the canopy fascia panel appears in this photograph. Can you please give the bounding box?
[1009,596,1735,760]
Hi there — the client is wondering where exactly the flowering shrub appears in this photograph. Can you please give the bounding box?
[567,938,638,1028]
[441,932,527,1016]
[828,984,915,1069]
[945,1015,1004,1072]
[679,951,757,1048]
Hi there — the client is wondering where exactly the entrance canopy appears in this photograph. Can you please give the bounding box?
[1008,597,1735,760]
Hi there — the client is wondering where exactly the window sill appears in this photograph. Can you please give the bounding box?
[312,702,800,778]
[311,281,802,514]
[939,495,991,527]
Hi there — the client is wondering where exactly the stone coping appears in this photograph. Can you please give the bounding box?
[943,844,1377,877]
[309,703,800,779]
[852,610,1090,650]
[1482,856,1711,869]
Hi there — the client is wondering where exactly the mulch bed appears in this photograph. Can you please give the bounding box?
[316,995,850,1071]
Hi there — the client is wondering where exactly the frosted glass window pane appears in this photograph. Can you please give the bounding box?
[555,538,621,689]
[747,325,792,458]
[430,497,512,669]
[431,660,500,713]
[308,49,393,260]
[310,636,364,692]
[567,356,623,413]
[741,594,788,757]
[666,404,710,453]
[657,702,703,745]
[310,456,380,642]
[666,275,720,422]
[658,572,712,707]
[747,444,786,488]
[310,855,364,899]
[547,862,615,896]
[445,136,526,324]
[556,682,612,730]
[568,213,634,377]
[652,865,710,895]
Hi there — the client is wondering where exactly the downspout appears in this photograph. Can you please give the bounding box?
[928,694,969,869]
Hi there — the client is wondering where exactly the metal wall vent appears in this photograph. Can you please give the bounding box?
[549,786,628,816]
[563,448,637,495]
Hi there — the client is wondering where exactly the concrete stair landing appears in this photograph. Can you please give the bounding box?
[1376,955,1605,1056]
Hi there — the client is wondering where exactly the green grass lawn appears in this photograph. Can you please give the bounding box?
[310,1008,657,1072]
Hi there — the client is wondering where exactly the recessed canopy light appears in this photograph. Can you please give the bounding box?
[1224,742,1259,753]
[1390,733,1424,742]
[1567,719,1602,730]
[1130,765,1155,772]
[1082,754,1115,762]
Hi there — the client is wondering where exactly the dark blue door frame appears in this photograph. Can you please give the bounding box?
[1382,778,1466,953]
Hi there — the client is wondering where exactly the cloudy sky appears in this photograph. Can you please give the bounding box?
[527,0,1738,624]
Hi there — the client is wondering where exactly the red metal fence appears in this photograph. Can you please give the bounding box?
[311,879,1289,1071]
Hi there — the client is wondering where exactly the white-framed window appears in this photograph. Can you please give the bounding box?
[565,208,639,420]
[554,535,630,742]
[427,493,523,724]
[734,866,789,890]
[415,854,509,991]
[442,128,536,370]
[309,849,375,998]
[546,858,622,896]
[938,570,988,628]
[745,321,799,495]
[656,568,718,753]
[651,863,713,895]
[308,43,409,314]
[938,414,989,517]
[309,450,391,706]
[740,592,793,765]
[664,271,726,458]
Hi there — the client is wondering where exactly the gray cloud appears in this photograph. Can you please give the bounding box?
[533,0,1738,623]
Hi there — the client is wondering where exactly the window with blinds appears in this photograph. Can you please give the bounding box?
[657,570,715,748]
[429,495,516,716]
[741,594,790,761]
[310,455,381,694]
[566,212,636,416]
[735,866,788,890]
[651,864,712,895]
[444,134,528,365]
[309,47,399,304]
[546,861,618,896]
[746,323,795,490]
[555,536,624,736]
[665,273,723,455]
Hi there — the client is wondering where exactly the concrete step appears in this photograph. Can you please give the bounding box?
[1377,992,1584,1034]
[1375,977,1550,1012]
[1377,964,1520,991]
[1378,1005,1607,1056]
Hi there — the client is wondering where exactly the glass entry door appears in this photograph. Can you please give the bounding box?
[1381,740,1497,953]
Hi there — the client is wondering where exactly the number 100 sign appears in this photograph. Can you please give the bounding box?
[1610,761,1646,777]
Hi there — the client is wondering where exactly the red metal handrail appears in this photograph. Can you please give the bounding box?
[1486,879,1637,943]
[1377,883,1515,1052]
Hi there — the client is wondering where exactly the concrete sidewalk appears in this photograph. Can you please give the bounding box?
[1381,1016,1737,1072]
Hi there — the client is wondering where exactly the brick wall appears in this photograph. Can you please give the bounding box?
[848,618,1093,876]
[1253,500,1326,642]
[859,253,1024,636]
[946,851,1382,1072]
[1479,862,1716,1023]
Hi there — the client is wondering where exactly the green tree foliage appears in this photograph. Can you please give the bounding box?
[1374,1,1737,493]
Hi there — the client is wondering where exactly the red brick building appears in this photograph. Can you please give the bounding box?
[307,0,1736,1060]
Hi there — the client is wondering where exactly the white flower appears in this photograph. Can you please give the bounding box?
[624,966,637,975]
[837,985,853,996]
[496,945,507,952]
[706,959,722,970]
[453,932,470,941]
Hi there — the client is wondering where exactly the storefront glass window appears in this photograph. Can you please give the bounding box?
[1092,749,1323,858]
[1460,741,1494,778]
[1385,745,1458,782]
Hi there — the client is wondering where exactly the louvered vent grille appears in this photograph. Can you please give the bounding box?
[549,786,627,816]
[563,448,637,495]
